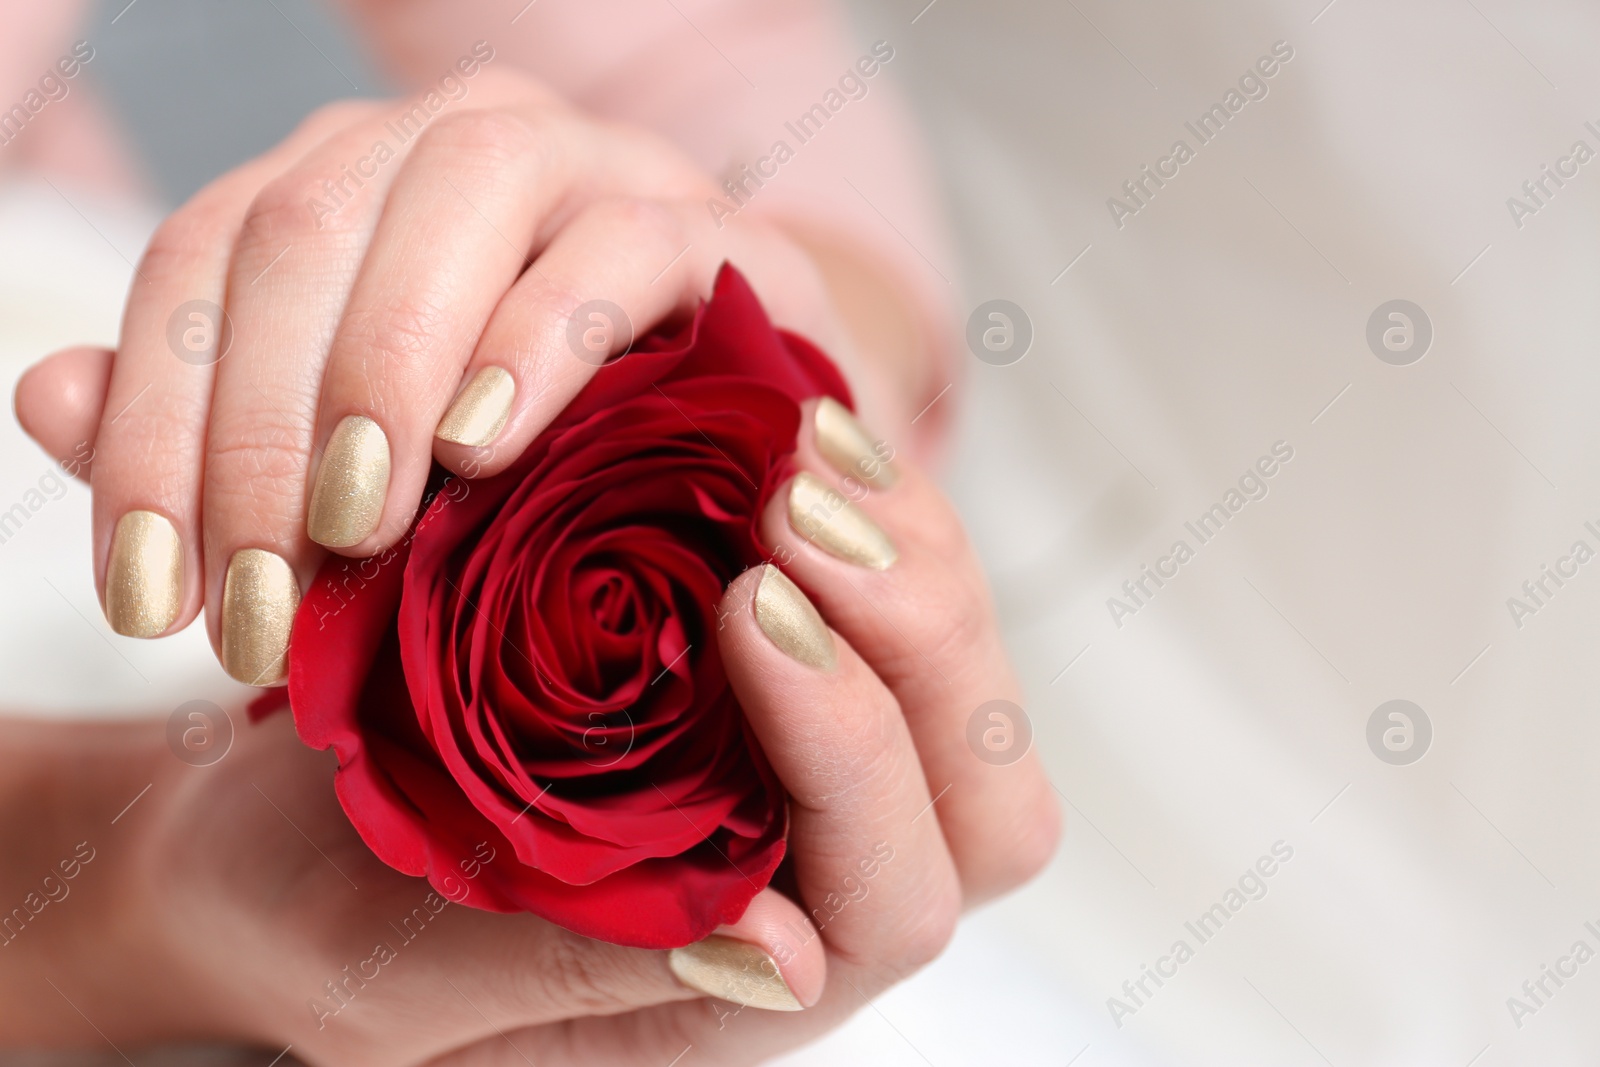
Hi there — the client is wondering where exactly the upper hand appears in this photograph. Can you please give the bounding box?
[15,64,869,685]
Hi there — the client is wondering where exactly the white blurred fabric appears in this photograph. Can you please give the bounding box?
[784,0,1600,1064]
[7,1,1600,1063]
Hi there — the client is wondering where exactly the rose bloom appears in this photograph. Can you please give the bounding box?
[272,266,851,948]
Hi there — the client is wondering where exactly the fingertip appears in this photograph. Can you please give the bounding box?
[671,887,825,1010]
[719,562,766,616]
[719,563,837,674]
[14,346,112,479]
[800,395,902,492]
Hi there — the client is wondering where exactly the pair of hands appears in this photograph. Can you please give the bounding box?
[10,70,1057,1065]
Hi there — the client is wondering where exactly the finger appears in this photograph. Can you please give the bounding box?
[443,886,821,1022]
[13,345,110,482]
[86,105,366,642]
[199,100,455,685]
[431,199,846,481]
[718,564,960,981]
[300,107,586,554]
[297,891,822,1065]
[306,109,716,552]
[670,887,826,1012]
[762,400,1060,904]
[511,564,963,1065]
[204,92,691,668]
[202,84,563,682]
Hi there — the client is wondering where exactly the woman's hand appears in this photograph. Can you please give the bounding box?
[14,62,896,687]
[0,404,1056,1065]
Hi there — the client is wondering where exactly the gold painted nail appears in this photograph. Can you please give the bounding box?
[814,397,898,489]
[668,935,803,1012]
[308,415,390,548]
[754,565,835,670]
[435,366,514,448]
[787,471,898,570]
[105,510,182,638]
[221,549,300,687]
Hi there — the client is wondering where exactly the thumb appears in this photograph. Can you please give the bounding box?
[425,886,821,1020]
[301,887,822,1059]
[13,345,111,483]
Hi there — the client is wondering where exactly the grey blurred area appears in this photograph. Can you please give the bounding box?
[84,0,390,204]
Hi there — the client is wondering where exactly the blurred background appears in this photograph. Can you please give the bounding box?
[8,0,1600,1063]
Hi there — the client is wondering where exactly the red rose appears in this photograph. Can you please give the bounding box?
[282,266,850,948]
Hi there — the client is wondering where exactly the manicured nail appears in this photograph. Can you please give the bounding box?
[754,565,835,670]
[787,471,898,570]
[435,366,514,448]
[105,510,182,637]
[814,397,898,489]
[308,415,390,548]
[668,935,803,1012]
[221,549,300,687]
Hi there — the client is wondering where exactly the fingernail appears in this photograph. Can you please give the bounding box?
[435,366,514,448]
[668,935,803,1012]
[105,510,183,637]
[221,549,300,687]
[308,415,390,548]
[754,564,835,670]
[787,471,898,570]
[814,397,898,489]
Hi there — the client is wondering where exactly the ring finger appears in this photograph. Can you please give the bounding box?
[760,400,1061,904]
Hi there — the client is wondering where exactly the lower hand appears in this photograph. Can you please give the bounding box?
[0,408,1056,1064]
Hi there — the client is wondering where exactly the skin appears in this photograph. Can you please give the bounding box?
[17,73,914,680]
[0,417,1059,1064]
[3,8,1058,1064]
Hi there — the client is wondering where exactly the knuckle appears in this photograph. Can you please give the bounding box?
[240,174,328,251]
[914,494,977,561]
[205,414,311,511]
[94,404,205,490]
[906,571,995,674]
[138,208,231,287]
[590,196,686,246]
[790,695,908,809]
[341,290,456,385]
[883,883,960,978]
[472,65,553,101]
[413,108,549,174]
[298,98,376,137]
[524,930,633,1015]
[982,792,1062,895]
